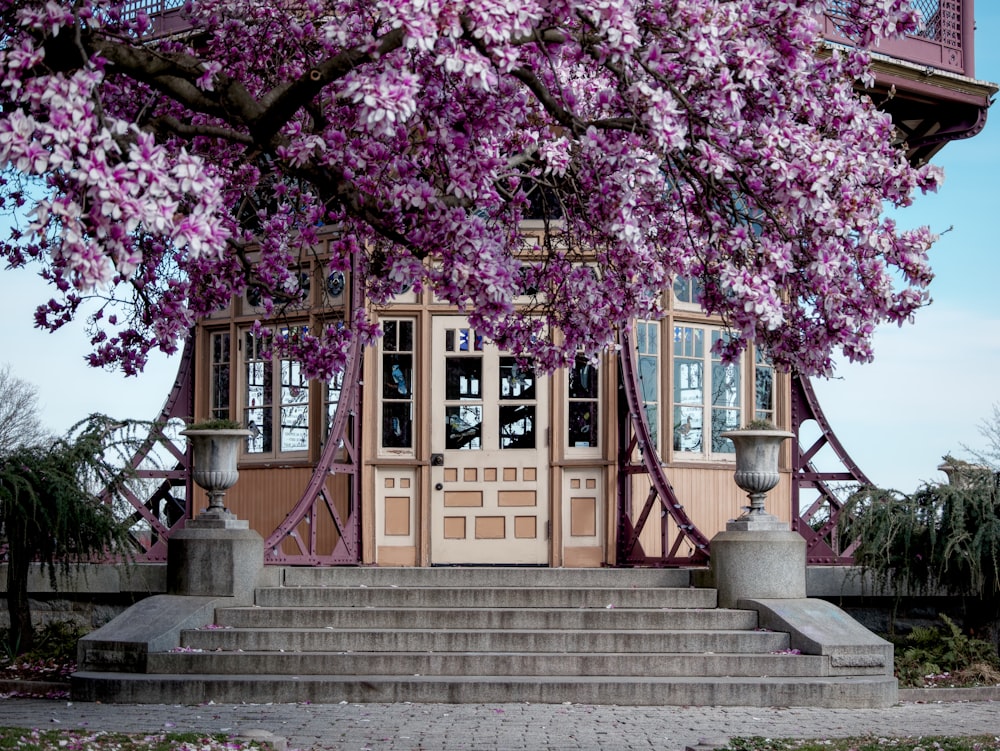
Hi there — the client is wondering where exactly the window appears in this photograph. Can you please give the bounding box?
[443,327,483,450]
[210,331,231,422]
[243,330,309,455]
[381,319,415,450]
[499,357,536,449]
[568,354,599,448]
[670,326,775,457]
[324,369,344,440]
[635,320,660,449]
[208,326,349,458]
[673,276,703,307]
[672,325,741,456]
[755,349,775,423]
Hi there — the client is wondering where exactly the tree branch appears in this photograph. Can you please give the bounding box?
[253,26,408,145]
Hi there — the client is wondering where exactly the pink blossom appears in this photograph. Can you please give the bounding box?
[0,0,938,378]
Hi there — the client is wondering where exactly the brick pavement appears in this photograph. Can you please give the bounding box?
[0,698,998,750]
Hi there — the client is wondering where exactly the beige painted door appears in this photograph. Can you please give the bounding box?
[430,317,549,564]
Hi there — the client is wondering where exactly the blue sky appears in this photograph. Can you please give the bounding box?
[811,5,1000,490]
[1,6,998,493]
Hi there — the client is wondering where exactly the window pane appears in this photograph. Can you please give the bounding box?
[711,408,739,453]
[382,402,412,448]
[383,355,412,399]
[673,326,704,358]
[446,357,482,400]
[711,362,740,408]
[674,360,703,404]
[639,355,658,402]
[755,349,774,421]
[644,404,658,448]
[446,328,483,352]
[245,357,272,454]
[280,405,309,452]
[381,319,415,451]
[500,357,535,399]
[398,320,414,352]
[500,405,535,449]
[327,372,343,426]
[281,360,307,405]
[446,405,482,449]
[674,277,703,304]
[569,357,597,399]
[246,407,270,453]
[383,320,399,352]
[636,322,659,450]
[278,359,309,453]
[673,277,692,303]
[673,406,702,452]
[211,332,230,420]
[568,402,598,447]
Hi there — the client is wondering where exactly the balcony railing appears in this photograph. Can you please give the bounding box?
[121,0,976,80]
[122,0,187,37]
[823,0,974,77]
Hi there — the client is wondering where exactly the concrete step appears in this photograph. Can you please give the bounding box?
[281,567,695,589]
[71,567,896,708]
[71,671,898,709]
[254,585,716,609]
[178,627,790,654]
[215,606,756,631]
[147,650,852,678]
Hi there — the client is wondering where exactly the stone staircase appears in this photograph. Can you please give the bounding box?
[72,567,896,707]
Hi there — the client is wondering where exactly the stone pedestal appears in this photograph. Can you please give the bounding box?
[710,521,806,608]
[167,513,263,601]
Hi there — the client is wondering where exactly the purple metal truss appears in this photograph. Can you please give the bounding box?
[262,301,363,565]
[790,373,872,565]
[107,335,194,562]
[118,267,363,565]
[615,326,872,567]
[616,326,711,566]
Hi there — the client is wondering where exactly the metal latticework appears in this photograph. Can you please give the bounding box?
[615,326,875,567]
[909,0,962,45]
[262,269,363,565]
[105,337,194,562]
[616,326,711,567]
[790,374,872,565]
[825,0,961,46]
[109,261,364,565]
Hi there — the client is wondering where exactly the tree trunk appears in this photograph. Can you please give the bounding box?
[4,518,34,655]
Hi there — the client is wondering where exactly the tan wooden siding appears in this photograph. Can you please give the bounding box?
[631,466,792,557]
[225,466,351,556]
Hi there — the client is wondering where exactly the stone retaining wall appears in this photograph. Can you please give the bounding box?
[0,564,166,630]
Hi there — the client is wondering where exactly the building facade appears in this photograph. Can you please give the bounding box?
[130,1,996,568]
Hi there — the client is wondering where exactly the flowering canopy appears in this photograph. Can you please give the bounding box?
[0,0,939,378]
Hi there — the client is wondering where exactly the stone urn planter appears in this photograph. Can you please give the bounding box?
[181,424,251,519]
[720,427,795,521]
[172,423,262,600]
[712,426,804,607]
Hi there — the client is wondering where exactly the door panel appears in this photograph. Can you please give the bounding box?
[430,318,549,564]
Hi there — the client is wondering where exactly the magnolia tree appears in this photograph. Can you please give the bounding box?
[0,0,939,379]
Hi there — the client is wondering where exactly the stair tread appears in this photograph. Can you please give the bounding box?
[186,626,772,634]
[74,670,891,684]
[165,650,800,656]
[228,604,739,610]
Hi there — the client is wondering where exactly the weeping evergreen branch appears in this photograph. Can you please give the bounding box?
[0,414,146,655]
[842,464,1000,647]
